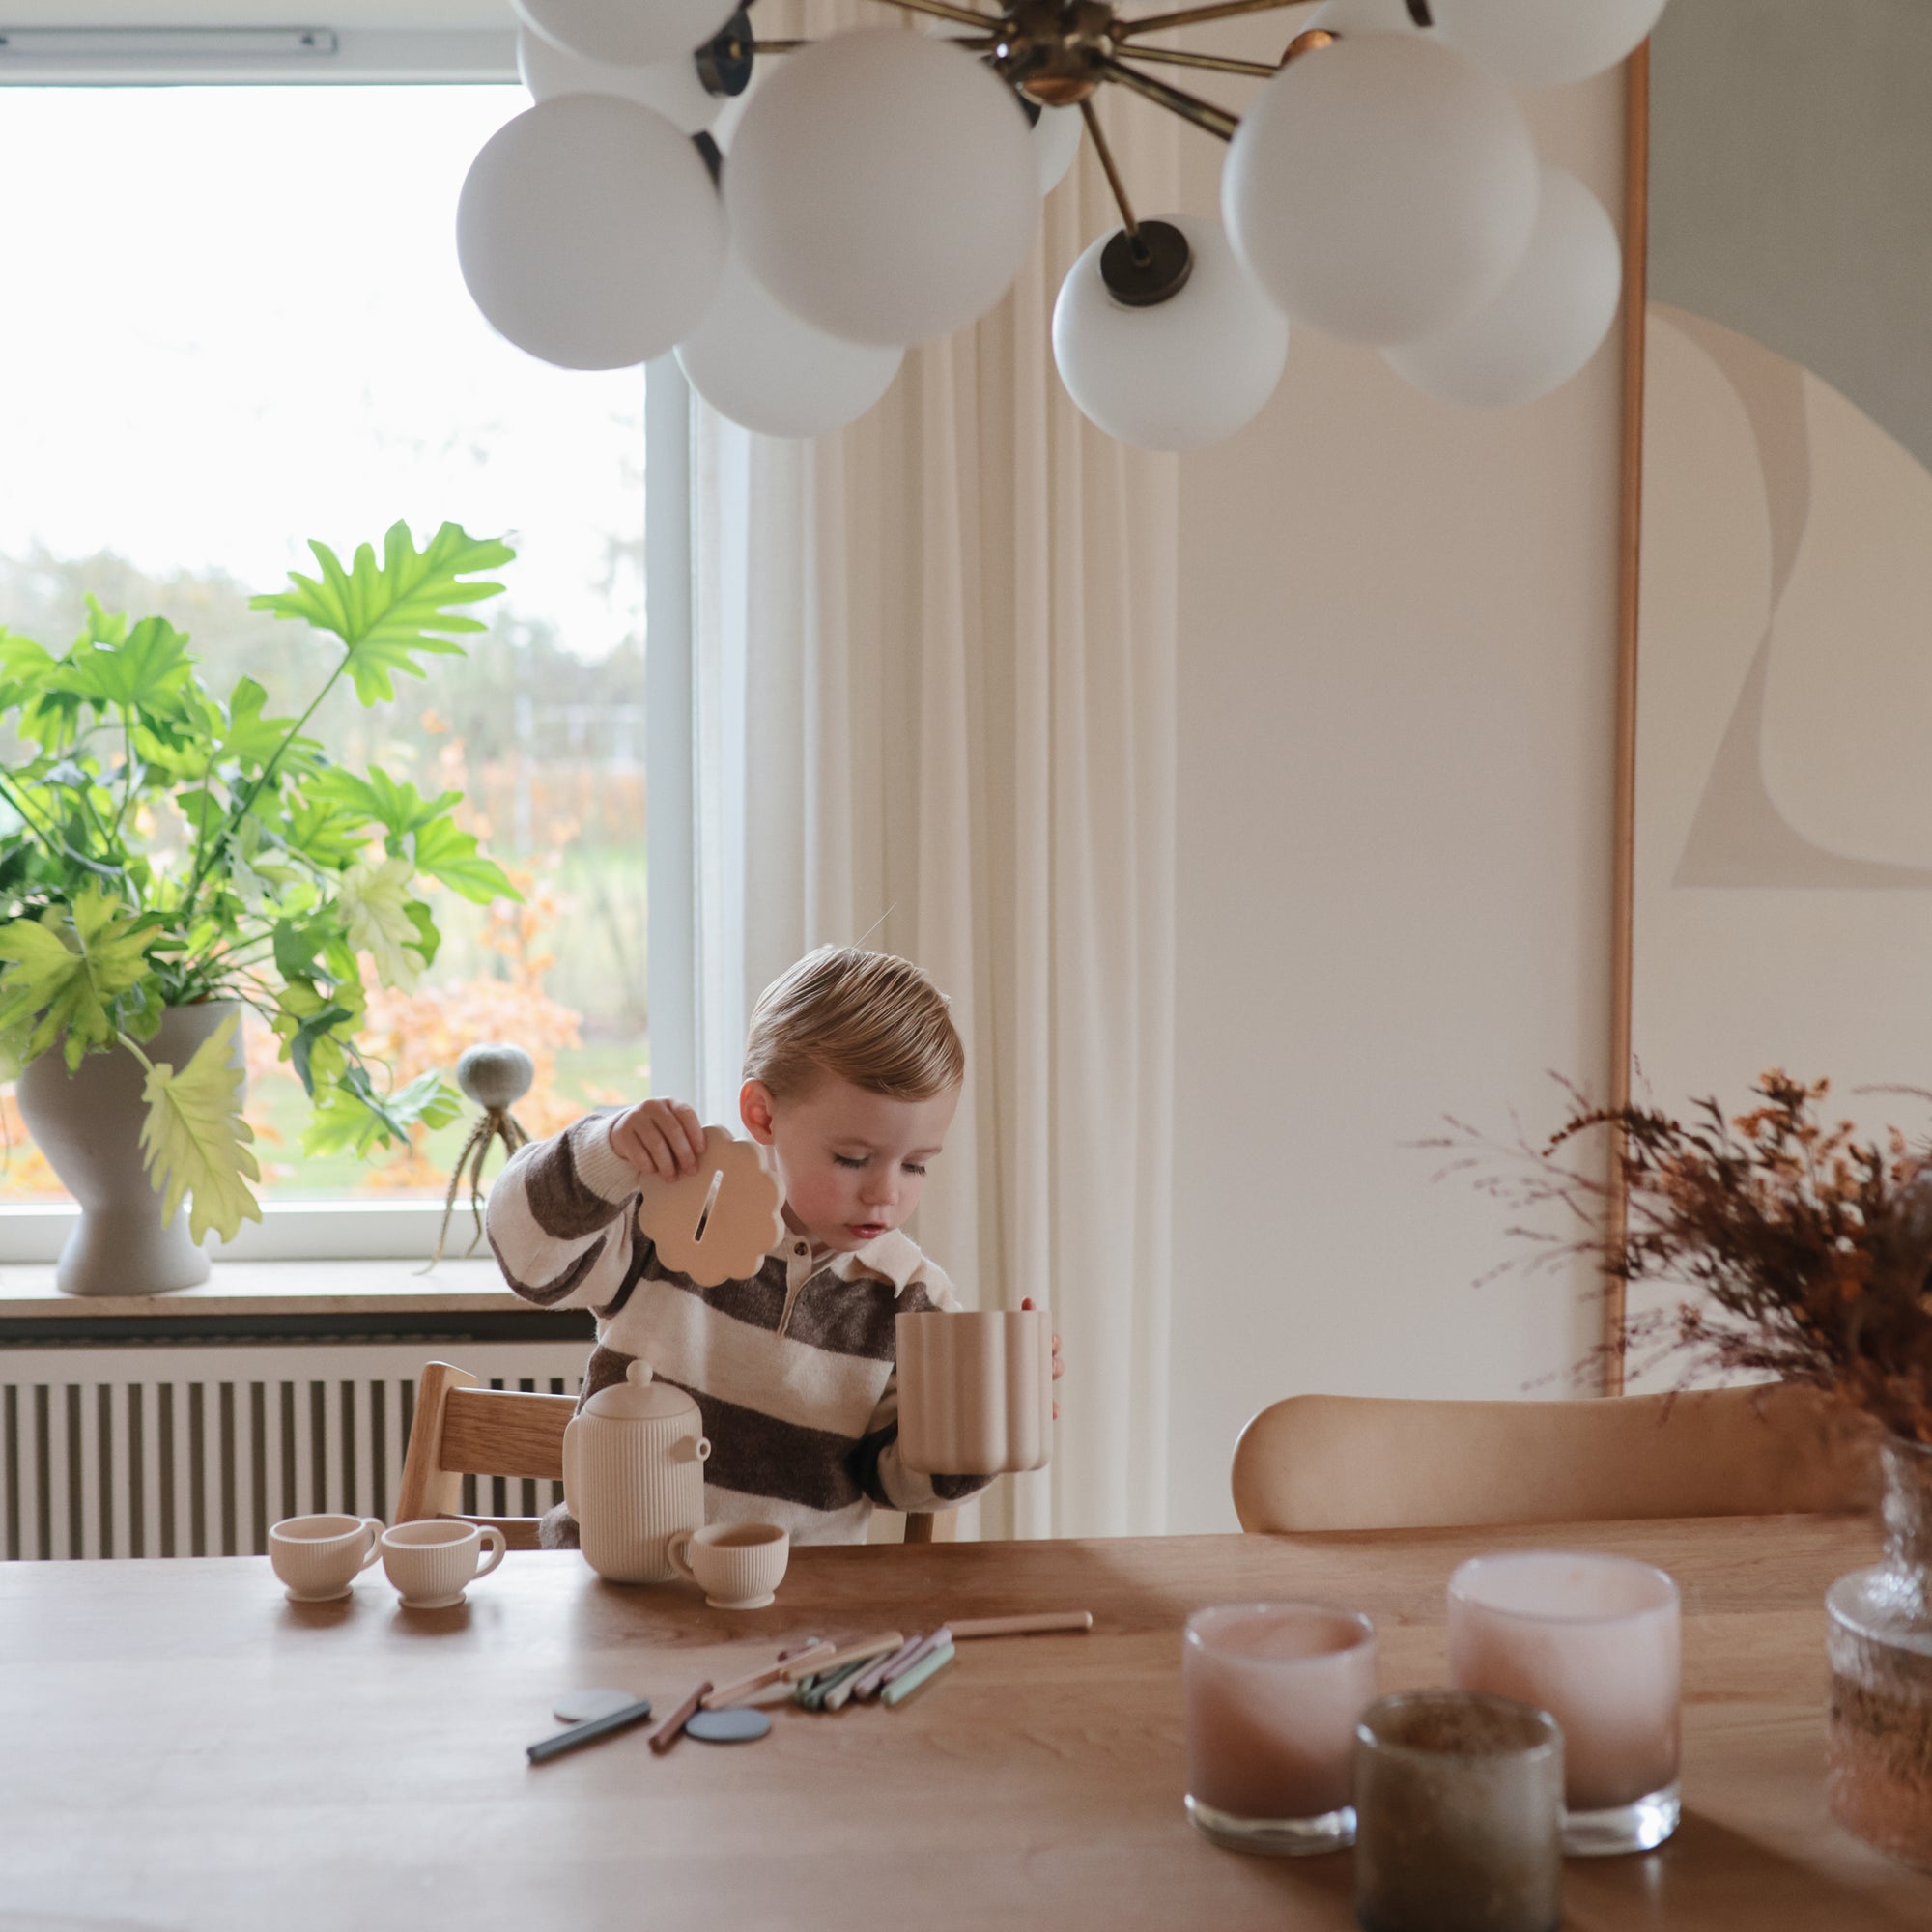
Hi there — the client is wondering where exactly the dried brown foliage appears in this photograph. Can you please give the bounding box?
[1433,1071,1932,1444]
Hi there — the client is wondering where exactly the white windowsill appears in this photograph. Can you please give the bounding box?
[0,1254,526,1321]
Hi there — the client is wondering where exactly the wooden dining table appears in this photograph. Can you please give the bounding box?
[4,1514,1929,1930]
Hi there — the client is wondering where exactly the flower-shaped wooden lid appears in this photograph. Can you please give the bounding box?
[635,1125,784,1288]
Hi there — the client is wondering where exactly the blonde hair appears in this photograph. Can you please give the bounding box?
[743,947,964,1102]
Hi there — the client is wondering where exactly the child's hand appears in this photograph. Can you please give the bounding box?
[611,1098,705,1180]
[1021,1297,1065,1421]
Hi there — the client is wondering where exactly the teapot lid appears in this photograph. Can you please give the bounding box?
[580,1358,699,1423]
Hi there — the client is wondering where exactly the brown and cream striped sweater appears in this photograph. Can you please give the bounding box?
[484,1111,992,1545]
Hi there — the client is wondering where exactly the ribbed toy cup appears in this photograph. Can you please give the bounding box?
[1447,1550,1681,1855]
[895,1308,1053,1475]
[668,1520,789,1608]
[380,1520,506,1608]
[269,1514,384,1602]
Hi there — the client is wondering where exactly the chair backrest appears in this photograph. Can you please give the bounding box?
[1230,1385,1878,1535]
[396,1359,956,1548]
[395,1362,574,1550]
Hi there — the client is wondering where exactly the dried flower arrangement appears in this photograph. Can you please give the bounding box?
[1437,1070,1932,1446]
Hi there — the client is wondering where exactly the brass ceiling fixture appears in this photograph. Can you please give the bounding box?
[699,0,1433,304]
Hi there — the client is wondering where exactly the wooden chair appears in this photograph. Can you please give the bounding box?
[395,1363,573,1549]
[1230,1385,1879,1535]
[395,1360,953,1546]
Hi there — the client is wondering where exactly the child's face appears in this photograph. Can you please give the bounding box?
[740,1073,959,1253]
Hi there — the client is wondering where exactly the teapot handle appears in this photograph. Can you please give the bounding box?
[667,1529,697,1583]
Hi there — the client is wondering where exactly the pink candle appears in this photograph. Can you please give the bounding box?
[1447,1551,1681,1855]
[1183,1602,1378,1855]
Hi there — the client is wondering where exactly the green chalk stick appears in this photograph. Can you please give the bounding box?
[881,1640,955,1708]
[795,1655,873,1712]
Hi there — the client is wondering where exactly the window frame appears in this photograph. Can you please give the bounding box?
[0,28,696,1267]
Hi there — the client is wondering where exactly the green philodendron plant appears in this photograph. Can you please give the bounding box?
[0,521,520,1243]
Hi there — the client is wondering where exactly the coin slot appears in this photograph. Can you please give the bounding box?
[693,1167,724,1243]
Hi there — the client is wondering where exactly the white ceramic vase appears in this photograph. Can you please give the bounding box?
[14,1001,242,1297]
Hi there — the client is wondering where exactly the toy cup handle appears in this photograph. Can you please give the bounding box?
[667,1530,697,1583]
[356,1519,384,1573]
[472,1526,506,1580]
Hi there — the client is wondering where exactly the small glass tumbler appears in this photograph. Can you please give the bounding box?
[1182,1602,1378,1855]
[1447,1550,1681,1855]
[1354,1690,1564,1932]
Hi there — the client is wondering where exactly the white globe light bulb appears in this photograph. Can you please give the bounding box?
[514,0,736,71]
[1433,0,1670,88]
[456,95,725,370]
[724,31,1038,348]
[1309,0,1426,30]
[1052,215,1289,451]
[1385,164,1620,408]
[1223,33,1538,346]
[1035,104,1083,196]
[517,21,724,135]
[676,251,903,438]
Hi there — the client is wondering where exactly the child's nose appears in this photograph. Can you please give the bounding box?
[859,1172,896,1208]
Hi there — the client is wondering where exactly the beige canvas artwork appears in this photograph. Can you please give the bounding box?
[1634,0,1932,1113]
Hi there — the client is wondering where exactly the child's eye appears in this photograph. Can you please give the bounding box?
[833,1153,867,1169]
[902,1162,927,1176]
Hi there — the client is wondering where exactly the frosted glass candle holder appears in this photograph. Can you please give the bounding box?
[1447,1551,1682,1855]
[1353,1690,1564,1932]
[1182,1602,1378,1855]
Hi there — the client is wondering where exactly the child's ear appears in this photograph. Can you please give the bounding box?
[739,1079,778,1146]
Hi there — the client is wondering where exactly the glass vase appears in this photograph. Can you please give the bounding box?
[1827,1432,1932,1867]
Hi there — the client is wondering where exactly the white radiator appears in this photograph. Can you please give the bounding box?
[1,1343,588,1561]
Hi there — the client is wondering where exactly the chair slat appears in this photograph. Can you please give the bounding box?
[439,1387,571,1482]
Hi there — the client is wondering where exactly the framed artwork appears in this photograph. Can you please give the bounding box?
[1615,0,1932,1378]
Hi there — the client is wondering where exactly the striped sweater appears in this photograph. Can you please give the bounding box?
[484,1110,992,1545]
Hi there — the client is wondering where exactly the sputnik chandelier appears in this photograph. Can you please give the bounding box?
[458,0,1662,449]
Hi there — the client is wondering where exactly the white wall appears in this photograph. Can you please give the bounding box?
[1164,44,1631,1530]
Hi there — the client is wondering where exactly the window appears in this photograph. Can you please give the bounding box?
[0,45,682,1261]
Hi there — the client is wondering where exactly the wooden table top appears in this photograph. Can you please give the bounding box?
[5,1516,1929,1930]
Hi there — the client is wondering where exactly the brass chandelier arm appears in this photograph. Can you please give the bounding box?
[1108,43,1279,78]
[1094,53,1238,139]
[869,0,1004,28]
[747,38,810,52]
[1116,0,1310,41]
[1079,97,1146,251]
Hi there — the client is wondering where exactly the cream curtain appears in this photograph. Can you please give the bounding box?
[691,10,1180,1539]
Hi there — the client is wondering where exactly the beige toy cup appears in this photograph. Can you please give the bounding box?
[668,1521,789,1609]
[380,1520,506,1609]
[269,1514,384,1603]
[895,1307,1054,1476]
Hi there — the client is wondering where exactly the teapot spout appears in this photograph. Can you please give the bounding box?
[676,1435,713,1465]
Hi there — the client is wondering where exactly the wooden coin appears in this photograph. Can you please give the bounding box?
[684,1708,772,1744]
[553,1688,647,1725]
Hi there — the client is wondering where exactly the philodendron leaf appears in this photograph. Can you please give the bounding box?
[59,614,195,718]
[335,855,426,988]
[250,521,514,706]
[302,1067,461,1159]
[407,816,517,906]
[0,884,154,1068]
[137,1010,262,1246]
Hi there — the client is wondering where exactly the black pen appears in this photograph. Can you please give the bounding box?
[526,1696,655,1765]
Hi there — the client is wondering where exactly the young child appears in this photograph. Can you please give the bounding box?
[485,946,1061,1546]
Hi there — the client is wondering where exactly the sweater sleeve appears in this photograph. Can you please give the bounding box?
[484,1110,644,1314]
[851,1263,998,1514]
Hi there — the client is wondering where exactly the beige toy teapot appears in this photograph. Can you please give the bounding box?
[561,1359,711,1583]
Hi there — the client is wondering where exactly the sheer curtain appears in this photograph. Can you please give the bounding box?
[691,14,1179,1539]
